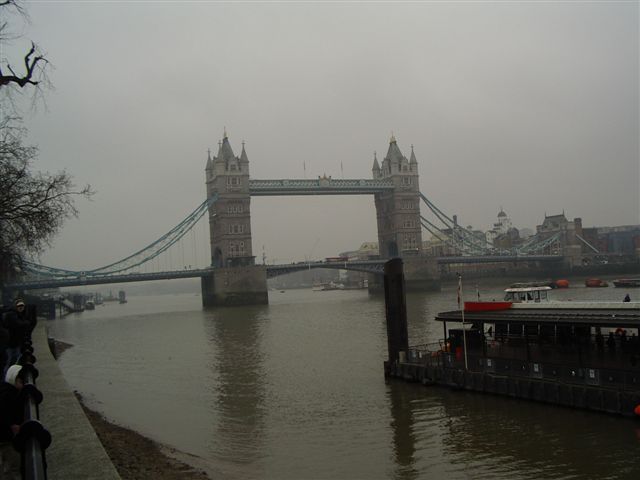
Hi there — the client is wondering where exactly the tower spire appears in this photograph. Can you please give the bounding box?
[372,150,381,175]
[240,140,249,163]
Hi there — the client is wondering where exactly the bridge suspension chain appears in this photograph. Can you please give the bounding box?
[419,192,496,255]
[419,192,563,256]
[24,195,218,278]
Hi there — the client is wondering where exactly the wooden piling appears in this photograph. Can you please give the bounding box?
[384,258,409,365]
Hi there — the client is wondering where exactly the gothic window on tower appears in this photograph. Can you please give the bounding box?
[404,234,417,249]
[227,203,244,214]
[229,224,245,234]
[226,177,240,188]
[239,241,245,255]
[401,200,414,210]
[229,243,237,256]
[401,177,412,186]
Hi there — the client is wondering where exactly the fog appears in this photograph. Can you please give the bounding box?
[6,1,638,270]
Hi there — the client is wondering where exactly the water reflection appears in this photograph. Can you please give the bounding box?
[387,379,640,479]
[203,306,268,476]
[438,390,640,479]
[387,382,419,480]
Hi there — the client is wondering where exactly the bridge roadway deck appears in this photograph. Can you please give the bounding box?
[10,255,563,290]
[30,322,121,479]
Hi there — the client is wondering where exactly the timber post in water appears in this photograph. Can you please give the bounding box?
[383,258,409,370]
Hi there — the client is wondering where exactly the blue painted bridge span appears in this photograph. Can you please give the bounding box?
[248,178,394,196]
[7,255,562,290]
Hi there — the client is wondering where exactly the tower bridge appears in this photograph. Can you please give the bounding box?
[8,131,591,306]
[202,132,428,305]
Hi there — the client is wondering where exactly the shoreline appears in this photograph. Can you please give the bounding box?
[75,394,211,480]
[53,339,210,479]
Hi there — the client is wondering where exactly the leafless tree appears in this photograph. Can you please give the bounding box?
[0,0,51,111]
[0,117,94,283]
[0,2,90,285]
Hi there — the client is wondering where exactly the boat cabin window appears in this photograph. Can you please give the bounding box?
[504,289,549,302]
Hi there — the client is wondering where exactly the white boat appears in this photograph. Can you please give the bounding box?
[470,286,640,310]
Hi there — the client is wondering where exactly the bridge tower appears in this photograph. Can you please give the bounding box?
[205,131,254,267]
[201,131,267,306]
[373,135,423,258]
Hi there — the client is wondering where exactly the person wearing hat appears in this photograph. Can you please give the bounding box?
[0,365,24,441]
[2,299,35,376]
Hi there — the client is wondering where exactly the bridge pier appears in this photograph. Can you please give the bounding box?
[201,265,268,307]
[369,256,440,293]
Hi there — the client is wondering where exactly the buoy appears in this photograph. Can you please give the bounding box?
[634,404,640,416]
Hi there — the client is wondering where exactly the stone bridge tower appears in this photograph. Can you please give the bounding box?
[202,131,267,306]
[373,135,423,258]
[205,131,254,268]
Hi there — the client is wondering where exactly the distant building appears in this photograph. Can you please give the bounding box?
[339,242,379,260]
[486,208,514,245]
[581,225,640,255]
[534,212,588,255]
[519,227,534,239]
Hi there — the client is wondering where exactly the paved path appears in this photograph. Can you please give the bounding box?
[33,322,121,480]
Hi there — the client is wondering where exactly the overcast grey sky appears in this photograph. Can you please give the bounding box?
[6,1,639,270]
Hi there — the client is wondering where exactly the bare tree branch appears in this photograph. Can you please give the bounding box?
[0,1,48,92]
[0,118,94,282]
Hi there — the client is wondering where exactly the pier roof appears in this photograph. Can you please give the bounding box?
[435,307,640,328]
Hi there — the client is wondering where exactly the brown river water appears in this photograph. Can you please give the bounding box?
[47,277,640,479]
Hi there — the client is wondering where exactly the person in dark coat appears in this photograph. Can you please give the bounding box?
[0,318,8,379]
[0,314,9,378]
[0,365,24,442]
[624,294,631,302]
[3,299,36,373]
[595,329,604,355]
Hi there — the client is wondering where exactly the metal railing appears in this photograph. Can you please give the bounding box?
[13,332,52,479]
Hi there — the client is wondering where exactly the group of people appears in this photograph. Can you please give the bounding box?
[0,298,37,443]
[595,327,640,356]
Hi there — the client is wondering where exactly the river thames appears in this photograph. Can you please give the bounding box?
[47,278,640,479]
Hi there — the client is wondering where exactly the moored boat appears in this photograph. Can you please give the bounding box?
[613,278,640,288]
[388,287,640,417]
[585,278,608,288]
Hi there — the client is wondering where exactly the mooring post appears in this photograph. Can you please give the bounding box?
[384,258,409,369]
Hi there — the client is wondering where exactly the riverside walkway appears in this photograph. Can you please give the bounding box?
[21,322,121,479]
